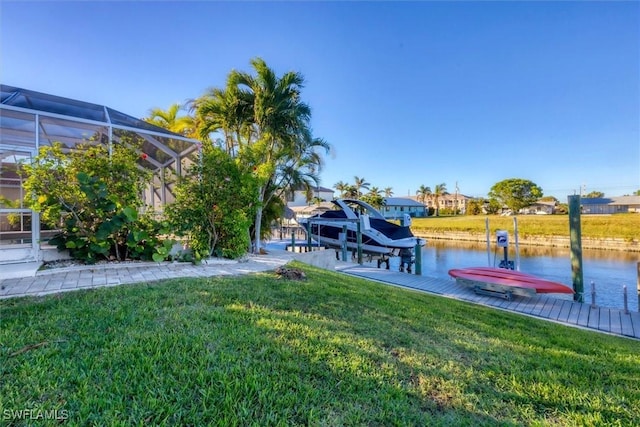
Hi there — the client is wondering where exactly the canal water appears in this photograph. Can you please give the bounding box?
[420,240,640,312]
[268,236,639,311]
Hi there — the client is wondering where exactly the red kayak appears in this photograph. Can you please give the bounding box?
[449,267,574,295]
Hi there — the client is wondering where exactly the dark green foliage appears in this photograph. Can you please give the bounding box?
[167,146,256,260]
[466,199,483,215]
[488,178,543,214]
[23,143,174,264]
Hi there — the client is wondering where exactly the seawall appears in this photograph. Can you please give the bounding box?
[414,231,640,252]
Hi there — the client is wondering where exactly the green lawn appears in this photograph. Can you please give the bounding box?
[2,262,639,426]
[412,213,640,241]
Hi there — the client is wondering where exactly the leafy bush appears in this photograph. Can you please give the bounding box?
[23,142,173,264]
[167,146,256,261]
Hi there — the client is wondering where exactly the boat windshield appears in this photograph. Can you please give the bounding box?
[342,199,386,219]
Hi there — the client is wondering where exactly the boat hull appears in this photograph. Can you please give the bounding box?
[449,267,574,296]
[301,221,421,255]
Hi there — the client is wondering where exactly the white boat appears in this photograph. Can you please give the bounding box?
[296,199,425,264]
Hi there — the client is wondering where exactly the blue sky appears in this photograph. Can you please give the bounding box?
[2,1,638,200]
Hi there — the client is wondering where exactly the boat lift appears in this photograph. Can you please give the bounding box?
[296,216,418,272]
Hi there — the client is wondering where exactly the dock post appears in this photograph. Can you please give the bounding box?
[291,231,295,251]
[414,242,422,275]
[306,222,312,250]
[623,285,629,315]
[341,225,348,262]
[357,219,363,265]
[485,218,491,266]
[513,216,520,271]
[568,195,584,302]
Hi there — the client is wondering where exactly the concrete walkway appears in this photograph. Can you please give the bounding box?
[0,251,296,299]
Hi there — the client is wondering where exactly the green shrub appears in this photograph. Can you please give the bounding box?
[23,142,173,264]
[167,146,256,261]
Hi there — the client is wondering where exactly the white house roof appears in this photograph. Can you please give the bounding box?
[384,197,426,207]
[581,196,640,206]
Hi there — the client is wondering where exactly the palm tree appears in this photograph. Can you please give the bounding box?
[353,176,370,199]
[415,184,432,206]
[334,180,348,198]
[194,81,253,155]
[144,103,196,137]
[343,185,359,199]
[229,58,329,252]
[383,187,394,197]
[433,183,447,216]
[368,186,382,196]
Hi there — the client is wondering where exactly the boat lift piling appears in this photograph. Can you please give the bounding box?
[414,242,422,275]
[513,217,520,271]
[485,218,491,266]
[341,225,348,262]
[568,195,585,303]
[637,261,639,312]
[304,217,364,265]
[356,219,363,264]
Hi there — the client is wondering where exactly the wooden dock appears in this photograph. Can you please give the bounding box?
[338,264,640,340]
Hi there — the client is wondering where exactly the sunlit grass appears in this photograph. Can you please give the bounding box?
[412,213,639,240]
[1,262,639,425]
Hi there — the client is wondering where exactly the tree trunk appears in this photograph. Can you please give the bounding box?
[253,185,265,253]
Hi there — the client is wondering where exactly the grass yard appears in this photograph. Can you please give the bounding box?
[411,213,640,241]
[1,262,639,426]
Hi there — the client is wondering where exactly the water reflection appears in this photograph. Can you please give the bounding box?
[423,240,640,311]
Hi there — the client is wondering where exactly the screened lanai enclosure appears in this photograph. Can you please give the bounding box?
[0,85,200,263]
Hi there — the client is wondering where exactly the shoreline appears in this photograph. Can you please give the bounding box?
[414,231,640,253]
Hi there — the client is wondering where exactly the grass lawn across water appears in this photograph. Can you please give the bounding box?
[1,262,639,426]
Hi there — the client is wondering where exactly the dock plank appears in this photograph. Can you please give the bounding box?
[531,297,551,317]
[597,309,611,332]
[577,304,591,327]
[629,311,640,339]
[557,300,574,322]
[566,302,581,324]
[609,311,622,335]
[620,313,635,337]
[546,299,562,320]
[540,298,557,318]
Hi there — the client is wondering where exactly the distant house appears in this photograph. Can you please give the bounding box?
[381,197,427,218]
[580,196,640,214]
[406,194,472,215]
[521,201,556,215]
[288,202,334,220]
[286,186,334,207]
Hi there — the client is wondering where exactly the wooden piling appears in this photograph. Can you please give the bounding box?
[356,219,363,265]
[568,195,584,302]
[414,242,422,275]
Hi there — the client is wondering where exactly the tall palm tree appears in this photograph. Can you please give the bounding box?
[383,187,394,197]
[433,183,447,216]
[144,103,196,137]
[230,58,329,252]
[353,176,370,199]
[415,184,432,206]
